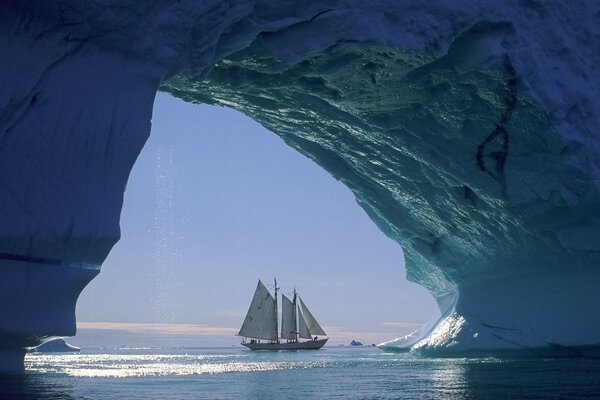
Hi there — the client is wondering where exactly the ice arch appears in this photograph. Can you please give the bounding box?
[1,0,600,369]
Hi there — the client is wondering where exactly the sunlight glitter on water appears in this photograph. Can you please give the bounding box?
[15,348,600,399]
[25,353,327,378]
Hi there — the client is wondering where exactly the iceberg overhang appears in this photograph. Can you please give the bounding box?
[2,0,600,369]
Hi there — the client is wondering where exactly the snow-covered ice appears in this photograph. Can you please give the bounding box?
[1,0,600,368]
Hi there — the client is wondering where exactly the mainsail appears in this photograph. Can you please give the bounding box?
[238,280,277,340]
[280,294,297,340]
[298,296,326,337]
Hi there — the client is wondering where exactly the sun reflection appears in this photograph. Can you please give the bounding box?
[25,353,328,378]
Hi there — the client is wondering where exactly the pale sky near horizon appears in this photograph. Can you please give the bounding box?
[73,92,437,347]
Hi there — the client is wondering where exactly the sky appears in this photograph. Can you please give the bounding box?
[73,92,437,347]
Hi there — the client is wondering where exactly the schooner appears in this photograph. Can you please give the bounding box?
[238,279,328,350]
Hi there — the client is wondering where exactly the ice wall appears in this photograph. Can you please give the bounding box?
[1,0,600,368]
[0,1,162,370]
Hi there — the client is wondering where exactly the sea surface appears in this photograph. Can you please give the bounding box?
[1,347,599,399]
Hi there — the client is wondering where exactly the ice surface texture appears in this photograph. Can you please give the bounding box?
[1,0,600,367]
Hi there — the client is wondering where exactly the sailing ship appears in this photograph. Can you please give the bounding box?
[238,279,328,350]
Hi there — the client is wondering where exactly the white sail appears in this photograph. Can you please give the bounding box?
[298,296,326,337]
[298,307,311,339]
[238,280,277,340]
[280,294,297,340]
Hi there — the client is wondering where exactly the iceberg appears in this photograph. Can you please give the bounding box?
[1,0,600,369]
[30,338,80,353]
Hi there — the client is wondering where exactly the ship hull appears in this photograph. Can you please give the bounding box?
[242,338,328,350]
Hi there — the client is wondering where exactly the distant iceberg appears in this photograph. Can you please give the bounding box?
[31,339,80,353]
[1,0,600,369]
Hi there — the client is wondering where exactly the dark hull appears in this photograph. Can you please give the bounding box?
[242,338,328,350]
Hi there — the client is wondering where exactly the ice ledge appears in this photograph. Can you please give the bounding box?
[385,268,600,356]
[0,253,100,271]
[0,259,97,371]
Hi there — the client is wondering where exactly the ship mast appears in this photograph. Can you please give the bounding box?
[293,287,298,342]
[274,277,279,343]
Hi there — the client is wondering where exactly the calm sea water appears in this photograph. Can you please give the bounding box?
[0,347,599,399]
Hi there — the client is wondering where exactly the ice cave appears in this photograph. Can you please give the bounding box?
[1,0,600,370]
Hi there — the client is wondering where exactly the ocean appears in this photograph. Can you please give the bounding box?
[1,347,599,399]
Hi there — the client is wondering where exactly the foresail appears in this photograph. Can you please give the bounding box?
[298,307,311,339]
[280,294,296,340]
[298,296,326,336]
[238,280,277,340]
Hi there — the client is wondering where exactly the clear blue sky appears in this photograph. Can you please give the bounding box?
[73,93,436,347]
